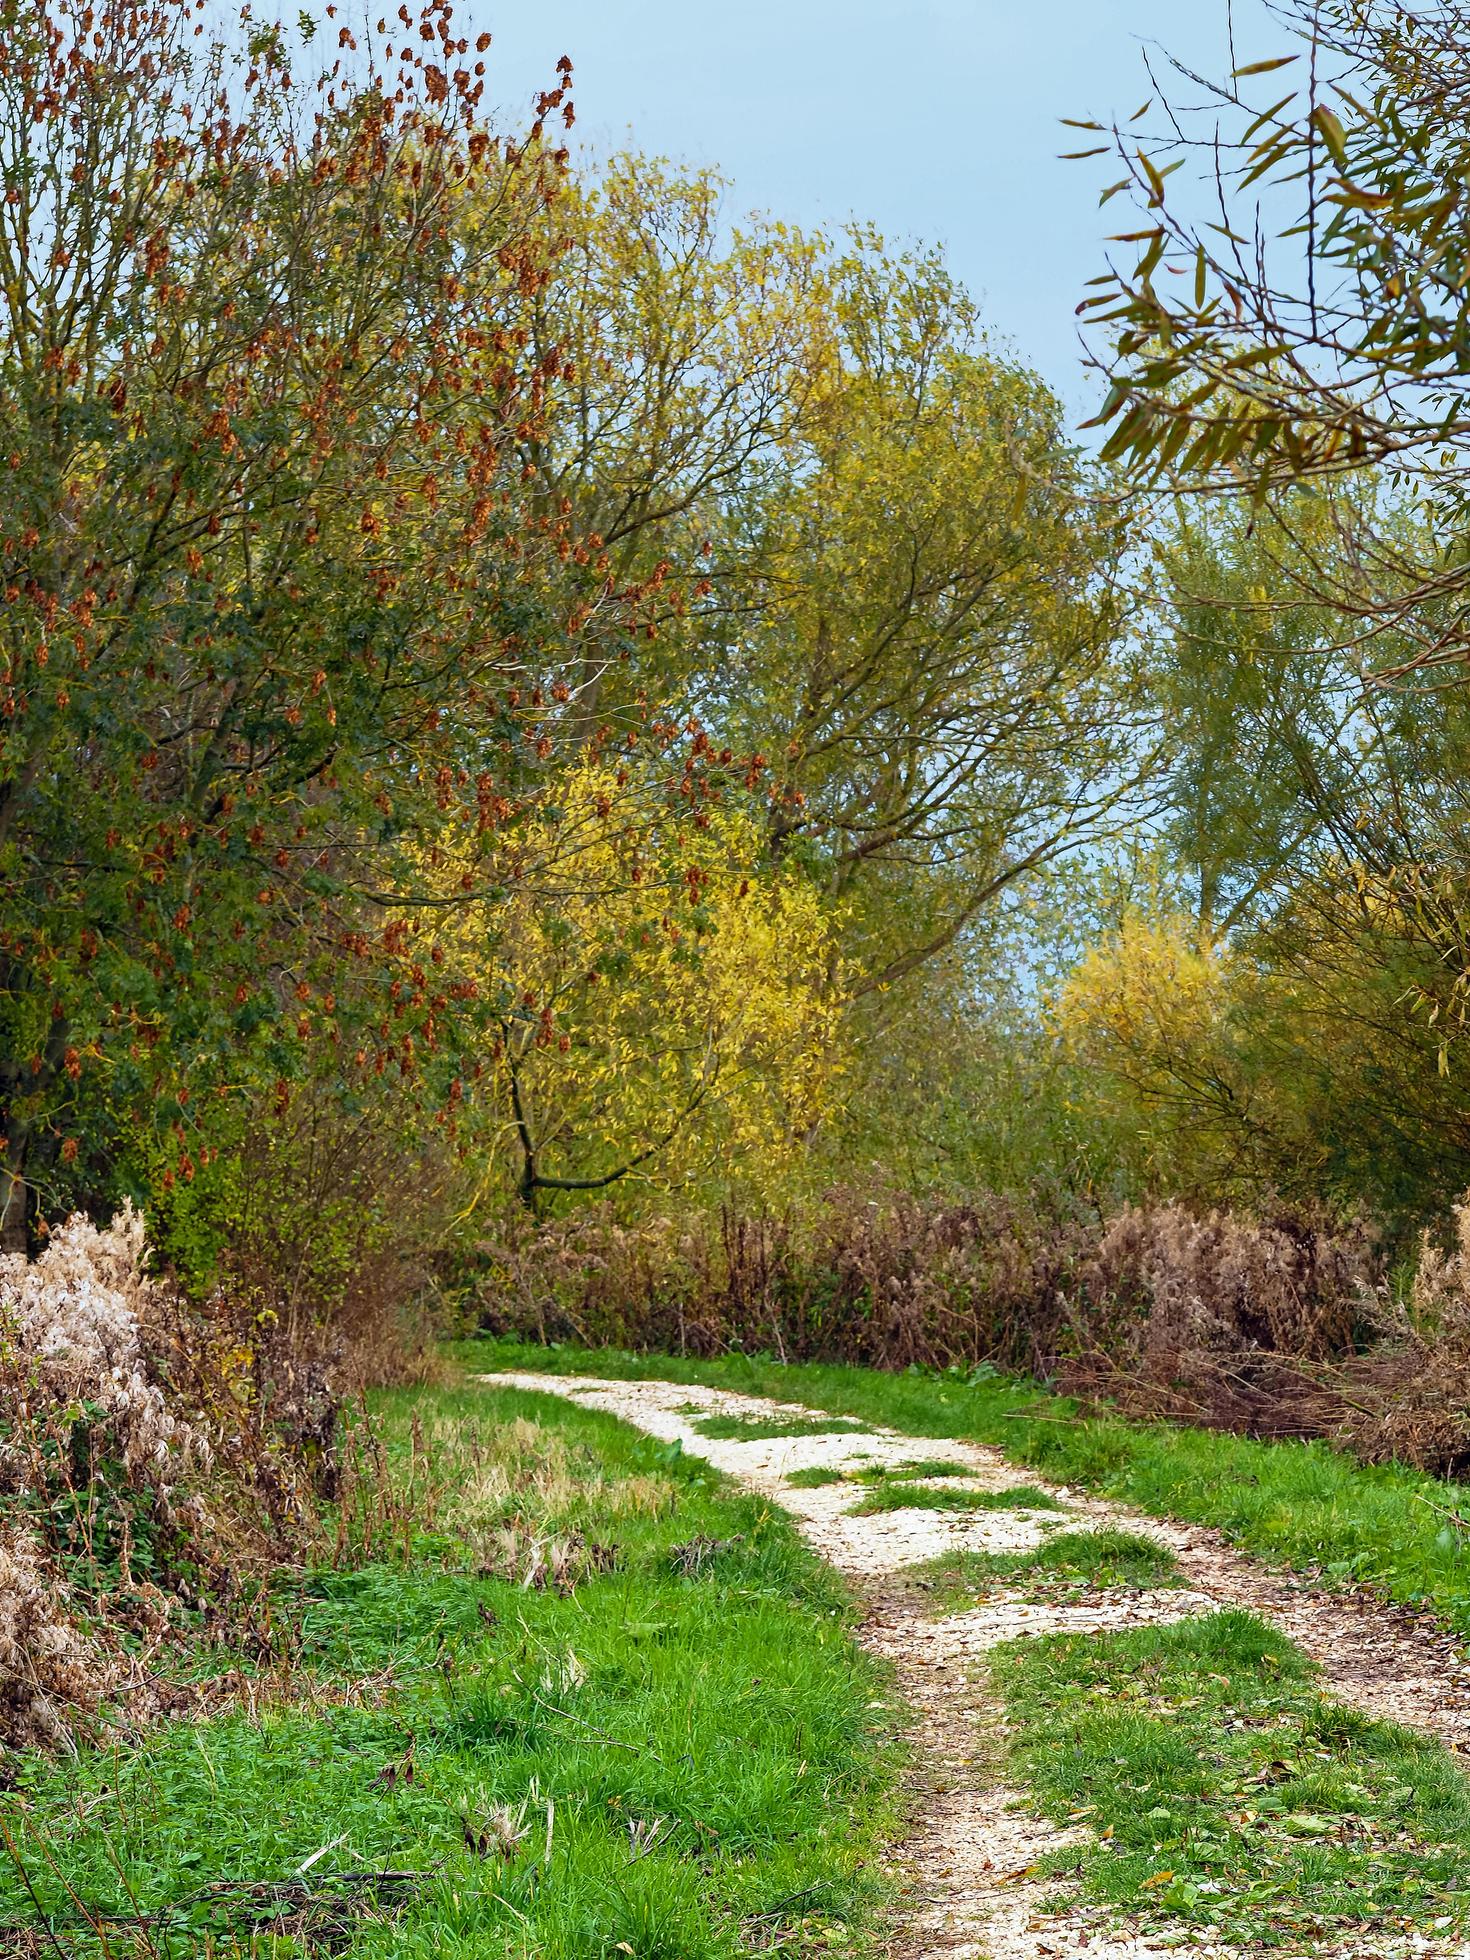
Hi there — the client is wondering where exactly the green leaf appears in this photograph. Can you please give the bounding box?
[1312,105,1348,167]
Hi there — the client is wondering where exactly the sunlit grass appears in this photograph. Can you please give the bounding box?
[0,1384,900,1958]
[910,1526,1182,1608]
[997,1609,1470,1946]
[850,1480,1061,1516]
[460,1339,1470,1638]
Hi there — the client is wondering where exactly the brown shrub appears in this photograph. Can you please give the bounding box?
[0,1204,440,1755]
[1320,1199,1470,1476]
[1060,1200,1377,1437]
[478,1184,1100,1375]
[478,1186,1396,1455]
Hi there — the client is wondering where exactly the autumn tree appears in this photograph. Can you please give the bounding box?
[1074,0,1470,682]
[713,240,1147,998]
[431,759,840,1209]
[0,0,631,1244]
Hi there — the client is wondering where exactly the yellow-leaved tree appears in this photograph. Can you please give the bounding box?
[437,762,843,1210]
[1054,907,1271,1195]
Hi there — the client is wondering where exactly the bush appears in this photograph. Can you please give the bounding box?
[140,1081,457,1391]
[476,1186,1101,1377]
[478,1186,1410,1460]
[0,1204,417,1754]
[1061,1200,1377,1438]
[1321,1199,1470,1477]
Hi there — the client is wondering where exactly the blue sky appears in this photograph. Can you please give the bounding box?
[483,0,1283,423]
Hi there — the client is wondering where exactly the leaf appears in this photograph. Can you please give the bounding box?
[1234,55,1298,76]
[1312,105,1348,166]
[1138,151,1167,206]
[1281,1812,1333,1836]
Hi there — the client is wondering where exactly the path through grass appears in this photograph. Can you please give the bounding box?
[461,1339,1470,1635]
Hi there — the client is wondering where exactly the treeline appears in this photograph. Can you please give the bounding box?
[6,0,1470,1398]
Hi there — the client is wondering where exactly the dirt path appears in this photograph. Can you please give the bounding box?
[488,1369,1470,1960]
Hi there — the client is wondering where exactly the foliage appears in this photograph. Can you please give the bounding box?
[135,1073,452,1376]
[1075,1,1470,684]
[1056,905,1262,1195]
[0,0,648,1246]
[435,757,842,1209]
[1061,3,1470,1237]
[708,240,1147,999]
[1051,492,1470,1230]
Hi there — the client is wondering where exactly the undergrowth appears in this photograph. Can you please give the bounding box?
[0,1384,899,1959]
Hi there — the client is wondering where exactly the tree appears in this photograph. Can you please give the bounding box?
[1074,0,1470,681]
[432,759,840,1209]
[704,239,1150,998]
[0,0,628,1243]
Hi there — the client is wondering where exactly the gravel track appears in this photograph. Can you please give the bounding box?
[485,1369,1470,1960]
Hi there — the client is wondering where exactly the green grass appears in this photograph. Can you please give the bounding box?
[785,1459,971,1492]
[912,1527,1183,1608]
[689,1411,867,1442]
[849,1481,1061,1517]
[0,1384,900,1958]
[861,1458,971,1483]
[458,1339,1470,1636]
[996,1608,1470,1946]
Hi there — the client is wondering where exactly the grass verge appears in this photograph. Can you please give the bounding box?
[0,1383,899,1959]
[457,1340,1470,1636]
[996,1608,1470,1947]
